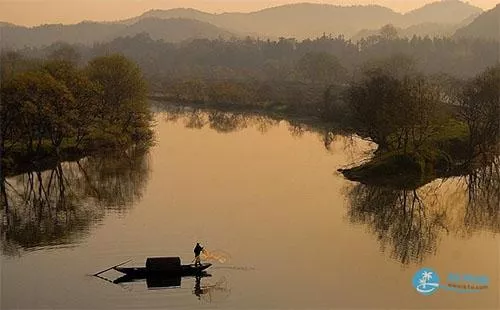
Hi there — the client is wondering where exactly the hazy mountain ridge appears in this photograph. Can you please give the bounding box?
[127,1,482,39]
[0,17,235,48]
[352,11,481,42]
[127,4,401,39]
[454,4,500,40]
[113,18,235,42]
[0,1,488,48]
[0,22,123,48]
[402,0,483,26]
[125,8,215,25]
[121,3,401,38]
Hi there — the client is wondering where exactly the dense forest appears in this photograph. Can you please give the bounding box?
[11,30,496,81]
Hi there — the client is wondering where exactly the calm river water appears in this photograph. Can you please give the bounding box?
[1,104,499,309]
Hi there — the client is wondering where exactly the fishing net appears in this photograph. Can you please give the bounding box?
[201,249,231,264]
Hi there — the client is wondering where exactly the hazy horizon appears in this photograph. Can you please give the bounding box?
[0,0,496,27]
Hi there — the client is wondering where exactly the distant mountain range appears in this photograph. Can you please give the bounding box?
[352,0,485,40]
[124,0,483,39]
[454,4,500,40]
[129,4,400,39]
[352,10,482,41]
[0,18,235,48]
[401,0,482,26]
[0,1,493,49]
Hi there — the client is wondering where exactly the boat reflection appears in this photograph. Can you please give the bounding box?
[113,273,231,302]
[113,272,210,288]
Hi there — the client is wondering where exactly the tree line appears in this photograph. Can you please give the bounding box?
[2,31,498,183]
[11,30,495,78]
[3,30,497,119]
[0,54,154,175]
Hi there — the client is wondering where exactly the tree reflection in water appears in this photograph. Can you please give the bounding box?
[157,104,348,151]
[1,147,150,255]
[463,156,500,234]
[346,185,446,264]
[156,105,499,265]
[345,157,499,265]
[161,105,281,134]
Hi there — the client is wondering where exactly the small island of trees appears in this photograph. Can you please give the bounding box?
[340,64,499,187]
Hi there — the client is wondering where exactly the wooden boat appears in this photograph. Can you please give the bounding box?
[113,257,212,278]
[114,263,212,277]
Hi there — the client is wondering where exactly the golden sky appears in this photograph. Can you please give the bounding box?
[0,0,496,26]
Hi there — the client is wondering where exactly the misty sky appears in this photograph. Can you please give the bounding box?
[0,0,496,26]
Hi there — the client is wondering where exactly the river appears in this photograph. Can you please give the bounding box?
[1,104,498,309]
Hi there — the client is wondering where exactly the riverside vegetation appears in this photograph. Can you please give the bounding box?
[0,54,154,177]
[1,29,499,187]
[340,64,499,187]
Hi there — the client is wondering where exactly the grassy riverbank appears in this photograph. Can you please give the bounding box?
[337,120,496,189]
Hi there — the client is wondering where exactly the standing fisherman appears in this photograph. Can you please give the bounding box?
[194,242,204,266]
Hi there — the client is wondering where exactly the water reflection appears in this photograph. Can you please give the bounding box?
[158,105,499,265]
[0,147,150,255]
[155,104,345,150]
[160,105,279,134]
[113,272,207,289]
[463,156,500,234]
[112,273,231,303]
[345,158,499,264]
[346,184,445,264]
[194,275,231,303]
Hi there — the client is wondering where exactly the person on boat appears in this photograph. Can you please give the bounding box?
[194,242,204,266]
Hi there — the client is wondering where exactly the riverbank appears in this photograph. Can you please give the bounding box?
[150,99,487,189]
[2,139,153,178]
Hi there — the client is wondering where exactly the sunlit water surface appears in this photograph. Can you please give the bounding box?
[1,106,499,309]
